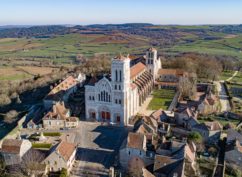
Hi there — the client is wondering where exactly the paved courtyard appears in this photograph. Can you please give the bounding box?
[68,122,128,177]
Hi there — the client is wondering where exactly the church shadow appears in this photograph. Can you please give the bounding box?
[76,147,114,168]
[91,125,128,150]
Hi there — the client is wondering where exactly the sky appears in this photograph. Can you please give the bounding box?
[0,0,242,25]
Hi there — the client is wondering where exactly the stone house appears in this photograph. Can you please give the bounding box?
[192,121,222,142]
[174,107,199,130]
[44,76,79,110]
[0,139,32,166]
[42,102,78,129]
[153,140,197,177]
[225,140,242,172]
[227,129,242,145]
[43,141,77,173]
[156,69,188,89]
[197,92,218,115]
[119,132,154,169]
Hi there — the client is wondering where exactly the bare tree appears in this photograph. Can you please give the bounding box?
[178,74,197,100]
[11,149,46,177]
[128,157,145,177]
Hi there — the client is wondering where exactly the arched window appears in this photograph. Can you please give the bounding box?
[119,70,122,81]
[98,94,100,101]
[115,70,118,81]
[106,92,108,102]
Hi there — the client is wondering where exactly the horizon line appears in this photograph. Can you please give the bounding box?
[1,22,242,27]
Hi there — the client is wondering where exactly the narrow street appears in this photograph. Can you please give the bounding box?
[215,81,231,112]
[213,138,226,177]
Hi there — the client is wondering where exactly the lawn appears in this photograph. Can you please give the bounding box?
[148,89,175,110]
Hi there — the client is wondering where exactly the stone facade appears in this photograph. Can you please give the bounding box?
[43,141,76,173]
[0,139,32,166]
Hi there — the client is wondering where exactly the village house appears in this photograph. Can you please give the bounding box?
[174,107,199,130]
[225,139,242,172]
[192,121,222,142]
[150,109,175,123]
[42,102,79,129]
[119,132,154,169]
[44,75,85,110]
[0,139,32,166]
[154,140,197,177]
[43,141,77,173]
[226,129,242,145]
[197,91,218,115]
[135,116,158,135]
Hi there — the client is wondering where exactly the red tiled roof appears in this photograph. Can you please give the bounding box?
[43,102,68,120]
[56,141,76,162]
[158,69,185,76]
[130,62,146,79]
[127,132,144,150]
[47,76,77,96]
[1,139,23,154]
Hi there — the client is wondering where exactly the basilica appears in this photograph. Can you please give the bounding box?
[85,48,161,126]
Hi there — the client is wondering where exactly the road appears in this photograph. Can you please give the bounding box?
[215,81,231,112]
[226,71,238,81]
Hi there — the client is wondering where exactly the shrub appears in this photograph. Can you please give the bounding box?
[60,168,68,177]
[188,131,203,144]
[43,132,61,136]
[32,143,52,149]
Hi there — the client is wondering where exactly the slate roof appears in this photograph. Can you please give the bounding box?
[154,154,184,176]
[227,129,242,144]
[193,121,222,131]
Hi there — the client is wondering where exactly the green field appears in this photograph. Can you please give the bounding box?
[0,33,149,66]
[148,89,175,110]
[1,29,242,68]
[165,34,242,60]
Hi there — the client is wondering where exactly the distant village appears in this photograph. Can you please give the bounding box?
[0,48,242,177]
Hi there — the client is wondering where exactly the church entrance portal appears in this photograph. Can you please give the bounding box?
[101,111,110,120]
